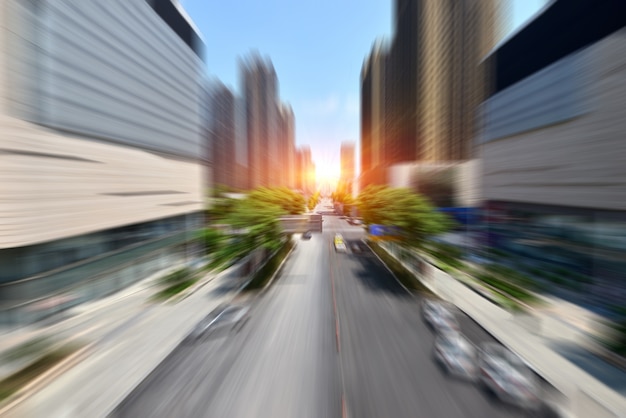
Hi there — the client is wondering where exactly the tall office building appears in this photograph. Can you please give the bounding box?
[278,103,296,189]
[233,95,249,190]
[340,142,356,195]
[360,0,500,187]
[240,54,280,189]
[207,81,236,189]
[419,0,500,162]
[360,40,389,187]
[0,0,207,325]
[239,53,296,190]
[295,146,315,195]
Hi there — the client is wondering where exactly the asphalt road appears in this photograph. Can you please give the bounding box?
[112,205,542,418]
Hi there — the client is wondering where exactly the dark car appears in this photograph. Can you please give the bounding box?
[302,230,312,240]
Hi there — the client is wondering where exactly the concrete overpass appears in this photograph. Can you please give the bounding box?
[279,214,323,233]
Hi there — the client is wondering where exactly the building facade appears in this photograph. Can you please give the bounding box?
[0,0,207,325]
[240,54,279,189]
[339,141,356,196]
[295,146,315,196]
[278,103,296,189]
[480,0,626,305]
[360,0,499,190]
[207,81,236,190]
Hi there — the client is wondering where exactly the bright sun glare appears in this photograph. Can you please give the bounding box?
[315,162,340,188]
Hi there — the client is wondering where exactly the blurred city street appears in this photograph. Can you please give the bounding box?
[112,212,541,418]
[1,1,625,417]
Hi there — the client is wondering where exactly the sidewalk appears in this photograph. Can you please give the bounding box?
[380,242,626,418]
[0,262,248,418]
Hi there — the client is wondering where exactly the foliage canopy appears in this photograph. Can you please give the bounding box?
[205,187,301,269]
[248,187,305,215]
[357,185,454,248]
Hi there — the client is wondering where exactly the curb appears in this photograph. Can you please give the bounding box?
[362,239,412,295]
[0,342,94,416]
[259,239,297,294]
[174,271,217,303]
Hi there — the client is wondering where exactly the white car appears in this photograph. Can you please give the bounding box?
[433,331,478,381]
[478,343,541,411]
[189,304,250,340]
[421,298,459,334]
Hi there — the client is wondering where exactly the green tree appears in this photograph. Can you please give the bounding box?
[332,181,355,216]
[357,185,454,248]
[248,187,305,215]
[208,197,286,270]
[307,191,321,211]
[207,195,238,222]
[197,227,224,255]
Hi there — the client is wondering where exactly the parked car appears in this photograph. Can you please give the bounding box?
[433,330,478,381]
[478,343,541,411]
[421,298,460,334]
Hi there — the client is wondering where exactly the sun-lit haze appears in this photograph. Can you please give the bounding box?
[315,159,341,192]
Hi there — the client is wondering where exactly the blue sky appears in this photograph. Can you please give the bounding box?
[181,0,547,176]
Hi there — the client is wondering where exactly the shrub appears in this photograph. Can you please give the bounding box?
[159,268,193,286]
[488,248,510,258]
[475,273,536,303]
[244,239,295,290]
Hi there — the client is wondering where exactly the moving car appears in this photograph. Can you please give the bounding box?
[421,298,460,334]
[189,304,250,340]
[334,234,347,252]
[433,330,478,381]
[478,343,541,411]
[302,230,312,240]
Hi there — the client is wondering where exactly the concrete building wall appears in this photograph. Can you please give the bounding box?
[4,0,204,160]
[0,0,206,249]
[0,0,207,322]
[0,115,204,249]
[388,160,481,207]
[481,29,626,211]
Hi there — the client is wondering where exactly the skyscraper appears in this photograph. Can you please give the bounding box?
[340,142,356,192]
[207,81,236,189]
[240,54,279,189]
[278,103,296,189]
[295,146,315,195]
[360,0,500,187]
[360,40,389,187]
